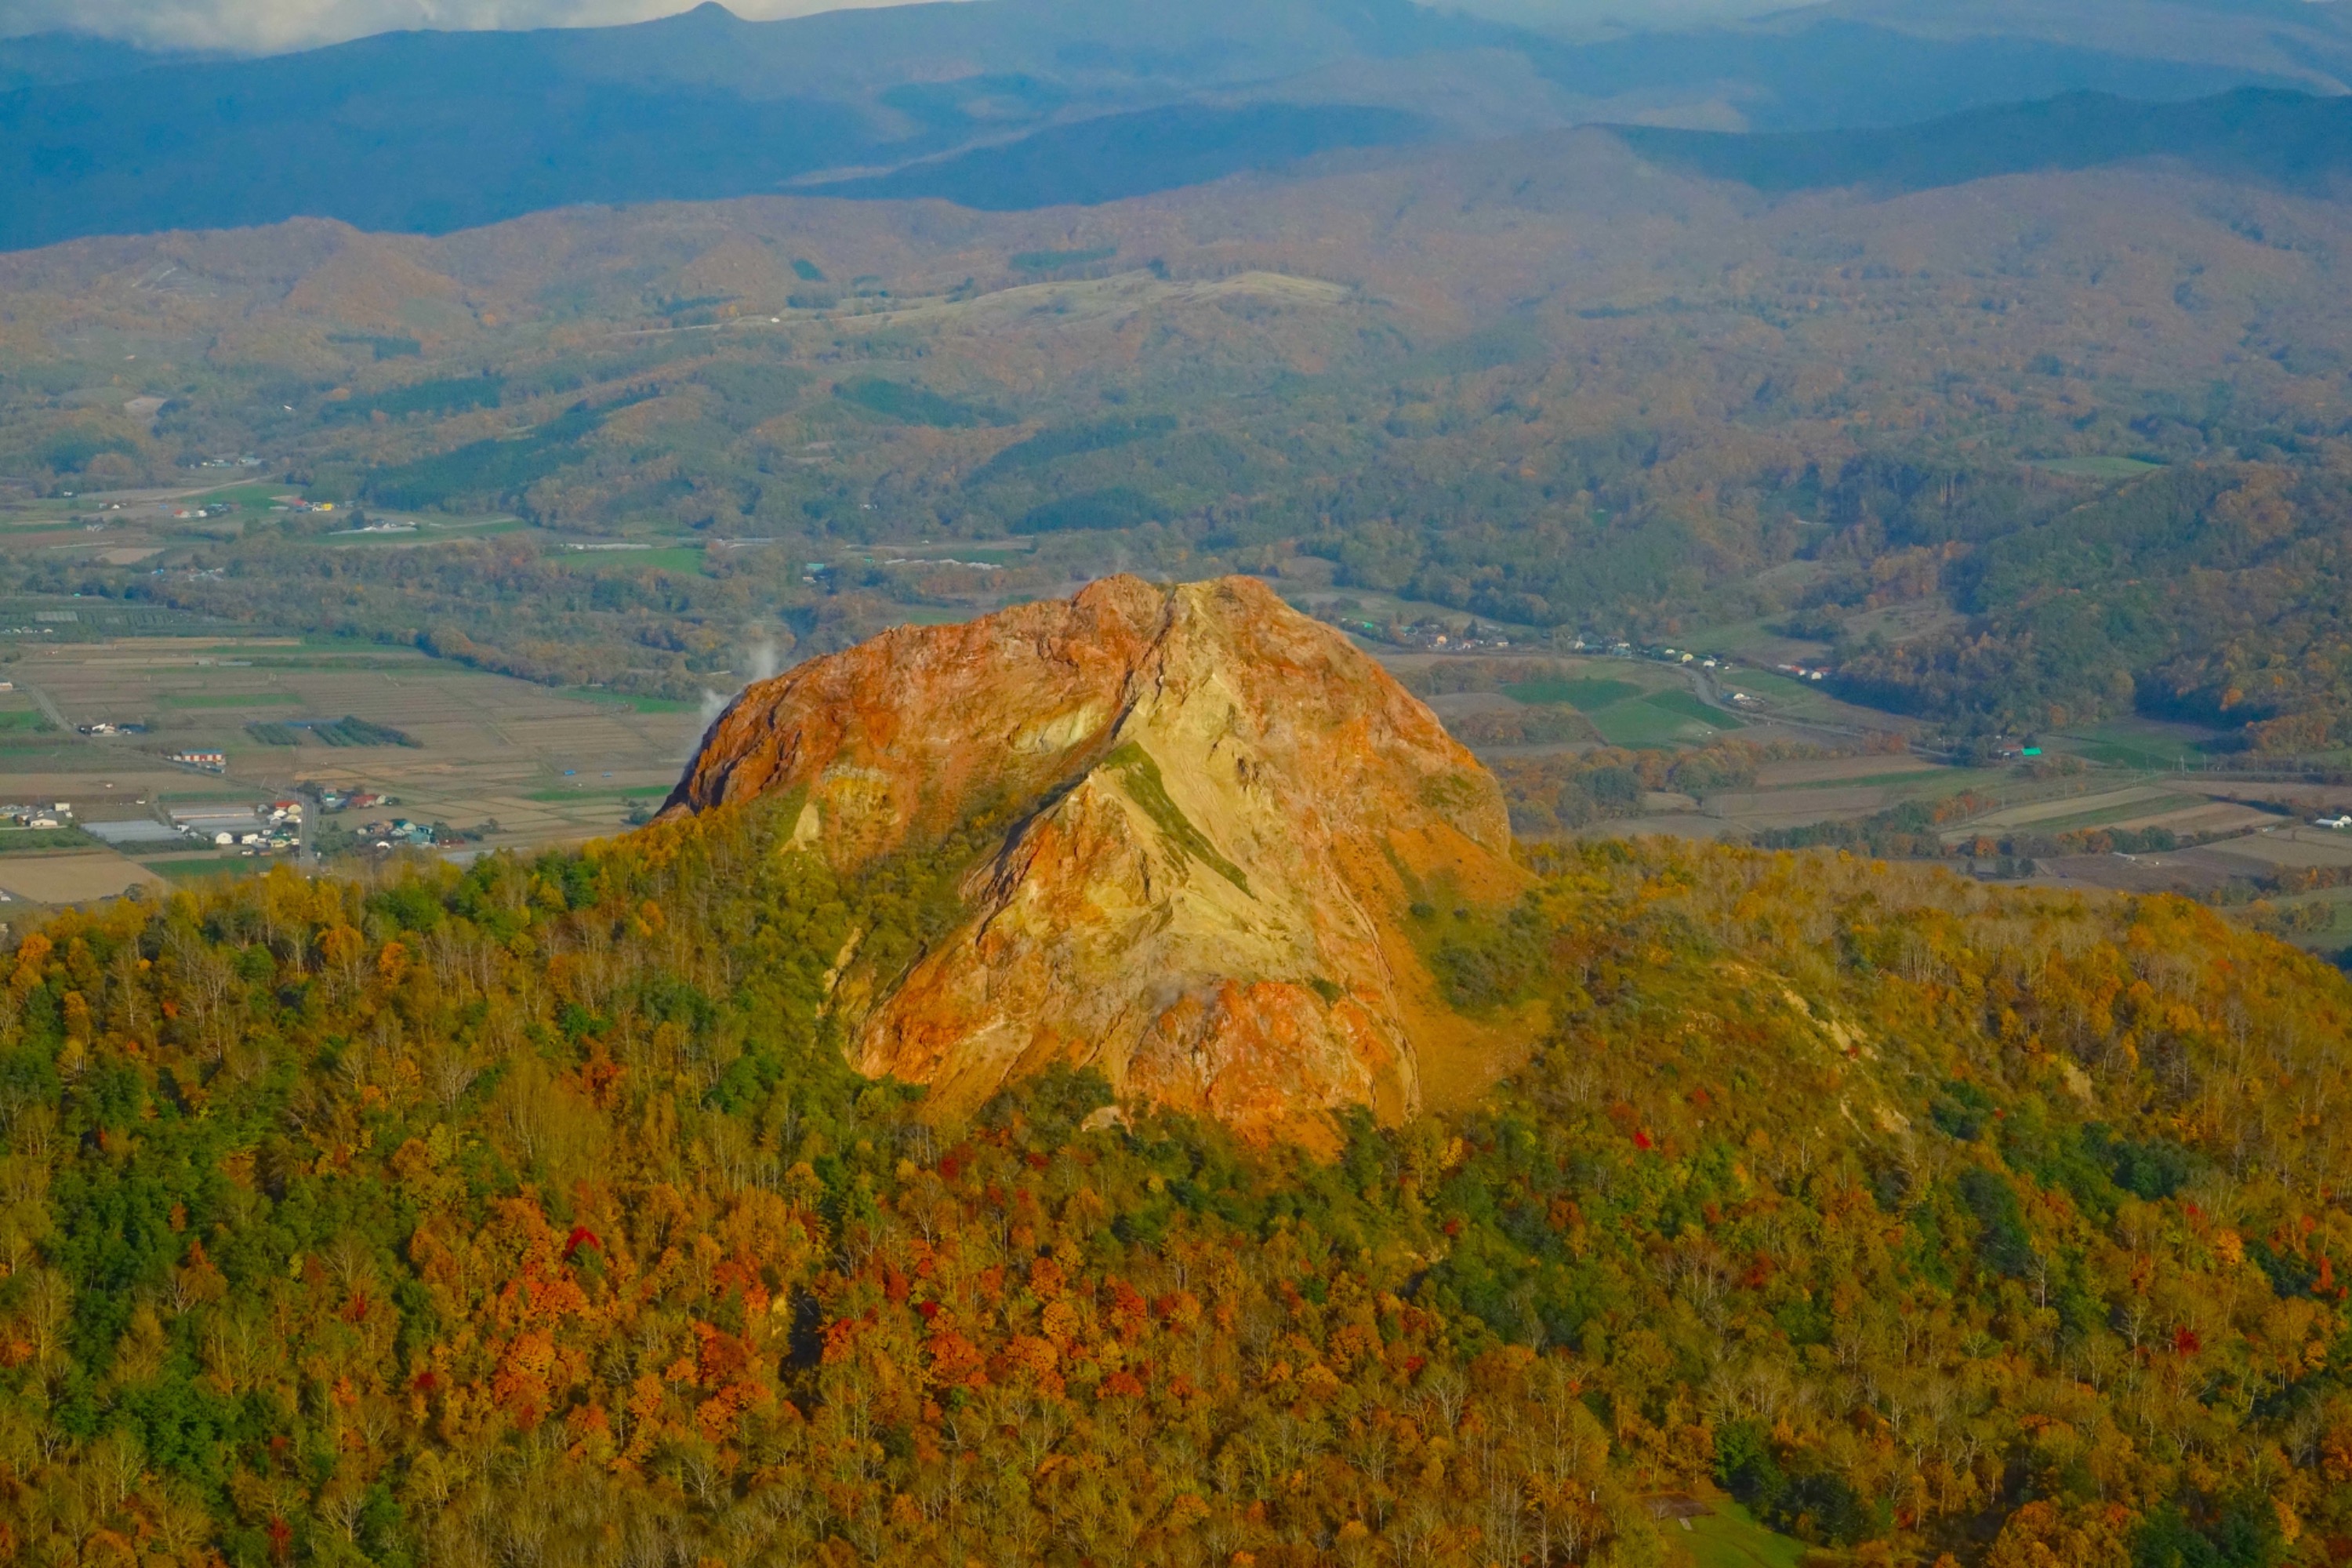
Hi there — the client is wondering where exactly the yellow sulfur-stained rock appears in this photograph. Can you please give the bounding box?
[662,575,1530,1142]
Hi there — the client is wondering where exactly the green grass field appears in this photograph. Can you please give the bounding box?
[1505,677,1641,710]
[1719,669,1824,706]
[1679,1501,1806,1568]
[1644,689,1744,730]
[136,855,271,881]
[2058,720,2212,770]
[524,786,662,803]
[0,827,98,854]
[562,546,707,575]
[1498,670,1748,747]
[579,692,700,714]
[1588,699,1704,747]
[0,710,53,732]
[193,483,296,509]
[1575,688,1745,747]
[162,691,301,709]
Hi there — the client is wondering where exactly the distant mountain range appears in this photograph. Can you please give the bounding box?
[0,0,2345,249]
[1617,85,2352,195]
[0,31,209,91]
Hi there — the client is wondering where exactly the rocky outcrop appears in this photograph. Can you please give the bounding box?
[662,575,1529,1141]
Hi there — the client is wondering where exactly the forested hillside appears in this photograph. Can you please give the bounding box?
[0,794,2344,1565]
[1829,457,2352,744]
[14,112,2352,751]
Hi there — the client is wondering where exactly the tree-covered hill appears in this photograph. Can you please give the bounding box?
[0,797,2343,1564]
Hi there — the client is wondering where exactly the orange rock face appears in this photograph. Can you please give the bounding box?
[662,575,1529,1142]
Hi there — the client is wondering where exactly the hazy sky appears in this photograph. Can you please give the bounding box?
[0,0,1785,54]
[0,0,927,52]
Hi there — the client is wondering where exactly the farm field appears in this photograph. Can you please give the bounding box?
[2194,826,2352,871]
[0,848,162,906]
[2045,825,2352,897]
[1958,784,2190,834]
[554,544,710,575]
[1583,755,2154,844]
[0,636,705,864]
[1930,777,2310,851]
[1701,784,1905,828]
[1709,667,1830,710]
[1461,654,1759,746]
[128,852,278,885]
[1585,695,1728,746]
[0,680,49,731]
[1502,677,1639,710]
[1689,763,2001,833]
[1750,753,1942,788]
[2055,716,2220,770]
[305,516,532,550]
[2106,800,2284,837]
[1570,655,1904,746]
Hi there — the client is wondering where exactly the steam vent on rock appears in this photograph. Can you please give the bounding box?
[662,575,1531,1141]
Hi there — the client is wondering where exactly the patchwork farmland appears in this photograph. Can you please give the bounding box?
[0,635,705,901]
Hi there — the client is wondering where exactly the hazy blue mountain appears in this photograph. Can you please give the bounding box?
[817,103,1429,209]
[1528,20,2308,131]
[1779,0,2352,93]
[0,0,2333,250]
[0,31,201,90]
[1613,87,2352,194]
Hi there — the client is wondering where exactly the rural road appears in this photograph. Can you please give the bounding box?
[23,683,68,732]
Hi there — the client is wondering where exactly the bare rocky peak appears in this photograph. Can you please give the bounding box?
[663,574,1532,1142]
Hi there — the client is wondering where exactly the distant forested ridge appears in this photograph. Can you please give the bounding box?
[13,59,2352,749]
[1617,87,2352,196]
[0,0,2332,249]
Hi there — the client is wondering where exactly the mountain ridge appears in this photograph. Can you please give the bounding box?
[1617,84,2352,194]
[0,0,2325,250]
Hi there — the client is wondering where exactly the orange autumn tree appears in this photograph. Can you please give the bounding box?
[0,801,2343,1566]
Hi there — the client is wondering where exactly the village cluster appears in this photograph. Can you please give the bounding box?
[164,798,305,852]
[0,801,74,830]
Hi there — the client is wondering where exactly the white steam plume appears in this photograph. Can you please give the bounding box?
[695,637,786,731]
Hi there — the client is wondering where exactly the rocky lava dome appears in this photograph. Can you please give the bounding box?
[662,575,1530,1142]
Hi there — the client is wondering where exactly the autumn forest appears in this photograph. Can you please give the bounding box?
[0,791,2346,1566]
